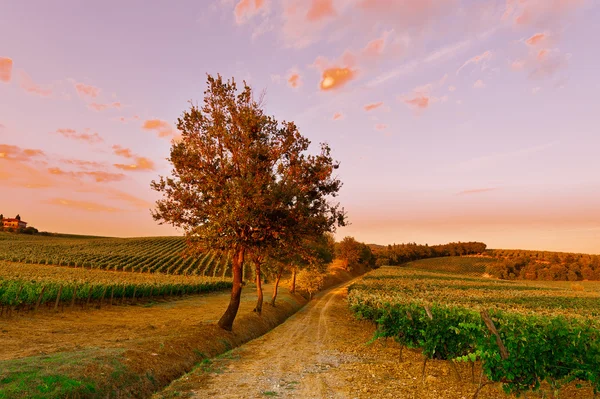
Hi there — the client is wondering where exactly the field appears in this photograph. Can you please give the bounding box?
[0,233,256,279]
[402,256,501,275]
[349,262,600,397]
[0,261,232,312]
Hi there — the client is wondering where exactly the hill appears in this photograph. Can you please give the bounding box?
[0,233,252,278]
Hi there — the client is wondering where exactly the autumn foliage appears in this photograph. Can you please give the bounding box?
[151,75,345,330]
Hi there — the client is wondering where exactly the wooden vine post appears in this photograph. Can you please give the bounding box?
[99,286,108,309]
[86,287,93,309]
[422,305,434,383]
[70,285,78,309]
[480,310,509,360]
[54,285,63,311]
[472,310,509,399]
[34,285,46,312]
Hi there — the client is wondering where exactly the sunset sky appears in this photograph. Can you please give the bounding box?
[1,0,599,253]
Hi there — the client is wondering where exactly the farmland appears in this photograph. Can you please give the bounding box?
[0,233,257,278]
[349,263,600,397]
[0,261,231,312]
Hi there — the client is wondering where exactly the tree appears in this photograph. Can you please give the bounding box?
[15,214,20,221]
[296,268,325,300]
[336,236,361,271]
[151,74,345,331]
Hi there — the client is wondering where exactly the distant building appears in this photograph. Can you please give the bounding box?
[2,215,27,229]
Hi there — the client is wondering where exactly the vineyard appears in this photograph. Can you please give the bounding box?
[0,260,232,313]
[402,256,501,276]
[0,233,256,279]
[349,266,600,397]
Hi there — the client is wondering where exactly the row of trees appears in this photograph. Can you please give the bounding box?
[486,256,600,281]
[152,75,347,331]
[0,226,39,234]
[369,241,487,266]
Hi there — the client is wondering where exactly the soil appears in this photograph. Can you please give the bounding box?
[156,281,595,399]
[0,286,272,361]
[0,281,308,398]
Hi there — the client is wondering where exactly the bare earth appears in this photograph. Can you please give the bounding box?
[159,281,594,399]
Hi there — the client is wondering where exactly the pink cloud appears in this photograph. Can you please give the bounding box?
[363,37,386,57]
[357,0,456,32]
[403,95,430,109]
[112,145,155,171]
[363,102,383,112]
[0,57,13,83]
[116,115,141,124]
[306,0,336,22]
[287,72,302,88]
[114,157,155,172]
[0,144,45,162]
[142,119,177,138]
[47,198,122,213]
[332,112,344,120]
[18,71,52,97]
[537,49,548,60]
[504,0,585,28]
[474,79,486,89]
[234,0,266,24]
[319,67,356,91]
[448,85,457,92]
[55,128,103,144]
[400,78,448,111]
[74,82,100,98]
[511,49,569,79]
[526,32,547,46]
[88,102,122,111]
[456,50,492,75]
[530,51,569,79]
[48,167,126,183]
[375,123,388,131]
[112,145,134,158]
[60,159,106,170]
[511,60,526,70]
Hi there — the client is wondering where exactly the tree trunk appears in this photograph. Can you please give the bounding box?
[254,260,263,314]
[218,247,245,331]
[270,266,284,307]
[290,267,297,293]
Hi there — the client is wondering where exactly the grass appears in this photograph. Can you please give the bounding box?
[0,349,126,399]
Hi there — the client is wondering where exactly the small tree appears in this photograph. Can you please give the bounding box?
[152,74,345,330]
[296,268,325,300]
[336,236,361,271]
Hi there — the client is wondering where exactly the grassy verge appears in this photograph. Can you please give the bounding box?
[0,292,306,398]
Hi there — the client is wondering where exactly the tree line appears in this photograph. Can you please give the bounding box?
[369,241,488,266]
[486,249,600,281]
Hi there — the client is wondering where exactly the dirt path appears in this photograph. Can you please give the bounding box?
[157,282,498,399]
[159,281,595,399]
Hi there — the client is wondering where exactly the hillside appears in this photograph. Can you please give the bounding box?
[0,233,255,279]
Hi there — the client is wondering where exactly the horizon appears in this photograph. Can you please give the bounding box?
[1,1,599,254]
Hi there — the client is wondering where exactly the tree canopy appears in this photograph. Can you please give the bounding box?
[151,74,346,330]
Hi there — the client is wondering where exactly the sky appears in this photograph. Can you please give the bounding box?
[1,0,599,253]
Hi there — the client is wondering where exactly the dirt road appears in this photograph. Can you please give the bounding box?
[158,282,517,399]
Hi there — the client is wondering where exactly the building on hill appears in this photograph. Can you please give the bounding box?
[1,214,27,229]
